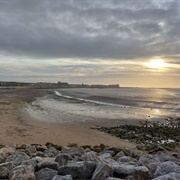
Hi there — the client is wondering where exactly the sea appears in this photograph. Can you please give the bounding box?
[25,88,180,123]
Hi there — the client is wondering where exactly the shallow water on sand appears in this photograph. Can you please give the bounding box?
[25,88,180,123]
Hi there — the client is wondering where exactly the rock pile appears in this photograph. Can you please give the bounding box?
[0,143,179,180]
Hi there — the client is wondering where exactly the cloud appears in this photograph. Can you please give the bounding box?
[0,0,179,60]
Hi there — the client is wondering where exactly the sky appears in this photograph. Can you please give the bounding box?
[0,0,179,88]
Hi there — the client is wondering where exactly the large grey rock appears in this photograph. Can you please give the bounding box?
[138,154,161,176]
[55,154,72,166]
[154,161,180,178]
[52,175,73,180]
[9,165,35,180]
[152,172,180,180]
[35,168,58,180]
[6,152,30,165]
[0,166,9,179]
[58,161,96,179]
[0,162,16,171]
[91,163,114,180]
[113,164,150,180]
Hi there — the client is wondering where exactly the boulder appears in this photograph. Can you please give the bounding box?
[138,154,161,176]
[91,163,114,180]
[6,152,30,165]
[58,161,96,179]
[35,168,58,180]
[0,166,9,179]
[9,165,35,180]
[55,154,72,166]
[113,164,150,180]
[52,175,73,180]
[154,161,180,178]
[152,172,180,180]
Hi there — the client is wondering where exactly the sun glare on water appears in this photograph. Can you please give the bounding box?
[147,59,166,69]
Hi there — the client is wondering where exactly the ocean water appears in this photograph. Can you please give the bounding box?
[25,88,180,123]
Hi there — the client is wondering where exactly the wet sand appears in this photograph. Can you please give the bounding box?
[0,88,135,148]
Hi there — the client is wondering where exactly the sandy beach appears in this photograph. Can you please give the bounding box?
[0,88,135,148]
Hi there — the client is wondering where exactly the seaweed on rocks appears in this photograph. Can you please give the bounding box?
[92,118,180,150]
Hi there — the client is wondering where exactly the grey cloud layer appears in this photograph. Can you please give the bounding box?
[0,0,179,60]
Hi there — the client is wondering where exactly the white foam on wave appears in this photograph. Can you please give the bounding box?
[54,90,123,107]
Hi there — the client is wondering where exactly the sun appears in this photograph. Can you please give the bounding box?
[147,59,166,69]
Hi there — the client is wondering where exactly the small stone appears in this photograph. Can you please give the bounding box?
[35,168,58,180]
[9,165,35,180]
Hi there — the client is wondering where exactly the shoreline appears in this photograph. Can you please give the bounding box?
[0,88,136,148]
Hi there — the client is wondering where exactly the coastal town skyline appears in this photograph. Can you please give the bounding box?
[0,0,179,88]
